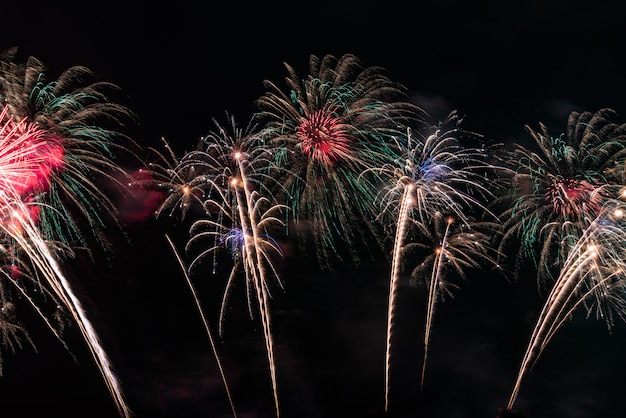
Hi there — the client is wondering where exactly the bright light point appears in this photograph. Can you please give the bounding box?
[234,151,242,160]
[446,216,454,224]
[182,185,190,194]
[230,178,238,187]
[615,208,624,217]
[621,188,626,198]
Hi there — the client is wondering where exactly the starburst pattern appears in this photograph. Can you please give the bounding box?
[255,53,425,270]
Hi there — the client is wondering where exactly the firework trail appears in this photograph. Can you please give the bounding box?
[370,112,506,411]
[144,113,288,418]
[506,197,626,411]
[0,185,131,416]
[496,108,626,287]
[0,49,137,416]
[165,233,237,418]
[412,213,501,390]
[254,53,425,270]
[10,204,130,416]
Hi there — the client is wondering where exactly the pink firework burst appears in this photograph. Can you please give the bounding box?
[0,105,65,200]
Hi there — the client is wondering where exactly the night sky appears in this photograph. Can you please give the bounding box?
[2,1,626,417]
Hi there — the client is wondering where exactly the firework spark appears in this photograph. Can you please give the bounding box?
[255,53,425,270]
[0,49,138,256]
[165,233,237,418]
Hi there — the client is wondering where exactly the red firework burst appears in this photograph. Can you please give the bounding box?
[545,178,604,218]
[297,106,351,166]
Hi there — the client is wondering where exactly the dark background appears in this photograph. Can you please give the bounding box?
[1,1,626,417]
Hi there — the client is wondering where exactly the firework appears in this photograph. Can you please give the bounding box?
[505,197,626,411]
[496,108,626,287]
[0,49,138,256]
[165,234,237,418]
[409,214,501,390]
[0,49,136,417]
[0,175,131,418]
[371,112,506,411]
[145,113,288,418]
[137,136,213,224]
[254,53,425,270]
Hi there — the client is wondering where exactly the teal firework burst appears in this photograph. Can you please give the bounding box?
[255,53,426,270]
[497,108,626,287]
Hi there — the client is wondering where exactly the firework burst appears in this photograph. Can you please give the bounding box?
[0,49,137,417]
[255,53,425,270]
[144,113,289,418]
[505,196,626,411]
[0,49,138,255]
[370,111,506,411]
[496,108,626,287]
[409,213,501,390]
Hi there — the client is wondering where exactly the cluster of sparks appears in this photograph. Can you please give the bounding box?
[4,47,626,418]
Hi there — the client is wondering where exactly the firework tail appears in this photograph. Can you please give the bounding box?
[3,202,131,417]
[385,185,413,412]
[233,153,280,418]
[165,234,238,418]
[506,209,626,410]
[421,216,453,390]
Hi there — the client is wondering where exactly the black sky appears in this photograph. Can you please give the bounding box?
[5,1,626,145]
[2,1,626,418]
